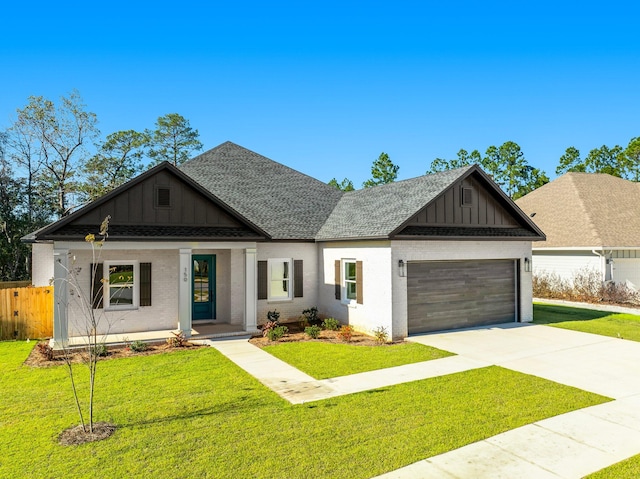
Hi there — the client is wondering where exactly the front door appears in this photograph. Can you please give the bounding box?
[192,255,216,321]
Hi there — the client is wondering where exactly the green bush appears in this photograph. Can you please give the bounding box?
[302,307,319,325]
[167,331,187,348]
[130,340,148,352]
[267,325,288,341]
[373,326,389,344]
[304,325,322,339]
[322,318,340,331]
[92,343,108,357]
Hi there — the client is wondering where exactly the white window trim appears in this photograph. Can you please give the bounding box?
[104,260,140,311]
[342,259,357,305]
[267,258,293,302]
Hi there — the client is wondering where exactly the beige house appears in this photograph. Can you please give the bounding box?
[26,142,543,347]
[516,172,640,287]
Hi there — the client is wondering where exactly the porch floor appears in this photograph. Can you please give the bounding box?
[58,322,260,349]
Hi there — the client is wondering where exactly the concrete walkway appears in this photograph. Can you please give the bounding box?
[203,324,640,478]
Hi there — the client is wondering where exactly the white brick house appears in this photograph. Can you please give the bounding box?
[26,142,544,347]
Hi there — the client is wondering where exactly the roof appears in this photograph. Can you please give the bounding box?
[316,167,475,240]
[515,172,640,248]
[180,142,344,240]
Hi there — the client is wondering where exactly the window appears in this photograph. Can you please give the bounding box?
[104,261,139,309]
[344,260,357,301]
[339,259,362,304]
[268,258,292,301]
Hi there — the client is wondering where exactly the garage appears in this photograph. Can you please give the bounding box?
[407,259,517,334]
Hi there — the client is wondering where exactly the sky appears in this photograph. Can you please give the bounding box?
[2,1,640,187]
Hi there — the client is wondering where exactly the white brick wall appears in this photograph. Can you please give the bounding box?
[31,243,54,286]
[317,241,394,337]
[392,240,534,338]
[65,248,179,336]
[256,243,318,324]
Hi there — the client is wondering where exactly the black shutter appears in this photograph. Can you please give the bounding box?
[356,260,363,305]
[140,263,152,306]
[257,261,267,300]
[294,260,303,298]
[91,263,104,309]
[334,260,341,300]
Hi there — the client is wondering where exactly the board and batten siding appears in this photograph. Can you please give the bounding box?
[405,176,518,228]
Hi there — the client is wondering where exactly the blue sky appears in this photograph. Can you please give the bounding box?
[2,1,640,187]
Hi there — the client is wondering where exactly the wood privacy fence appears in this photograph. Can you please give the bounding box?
[0,286,54,340]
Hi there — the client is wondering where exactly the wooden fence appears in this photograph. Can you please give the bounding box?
[0,286,54,340]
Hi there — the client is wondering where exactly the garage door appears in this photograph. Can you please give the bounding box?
[408,260,517,334]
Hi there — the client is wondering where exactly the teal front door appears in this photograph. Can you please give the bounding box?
[192,255,216,320]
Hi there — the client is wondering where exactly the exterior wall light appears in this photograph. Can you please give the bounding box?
[524,257,531,272]
[398,259,406,277]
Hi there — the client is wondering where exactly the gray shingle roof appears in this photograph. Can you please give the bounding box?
[515,172,640,248]
[180,142,344,240]
[315,167,475,240]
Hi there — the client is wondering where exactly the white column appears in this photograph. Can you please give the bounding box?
[244,248,257,331]
[53,249,69,348]
[178,249,192,336]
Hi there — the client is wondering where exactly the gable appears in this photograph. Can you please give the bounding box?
[392,171,543,240]
[35,163,267,241]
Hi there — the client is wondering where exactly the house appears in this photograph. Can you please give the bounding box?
[515,172,640,287]
[25,141,544,347]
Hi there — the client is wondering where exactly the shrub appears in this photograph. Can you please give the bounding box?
[262,320,279,337]
[130,340,148,352]
[373,326,389,344]
[266,325,288,341]
[36,341,54,361]
[322,318,340,331]
[302,307,320,325]
[337,325,354,342]
[167,331,188,348]
[92,344,108,357]
[304,325,322,339]
[267,310,280,323]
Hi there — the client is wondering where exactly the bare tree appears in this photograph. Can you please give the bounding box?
[15,90,99,218]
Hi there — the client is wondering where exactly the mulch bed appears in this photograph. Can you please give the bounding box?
[249,322,398,348]
[58,422,117,446]
[24,341,204,368]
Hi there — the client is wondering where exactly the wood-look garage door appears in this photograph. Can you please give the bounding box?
[408,260,517,334]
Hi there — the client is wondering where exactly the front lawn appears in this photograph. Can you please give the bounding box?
[533,303,640,342]
[587,455,640,478]
[261,341,453,379]
[0,341,609,479]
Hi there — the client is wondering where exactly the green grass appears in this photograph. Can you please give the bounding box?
[586,455,640,478]
[261,341,454,379]
[533,303,640,342]
[0,341,610,479]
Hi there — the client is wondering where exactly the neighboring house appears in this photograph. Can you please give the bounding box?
[516,172,640,287]
[25,142,544,347]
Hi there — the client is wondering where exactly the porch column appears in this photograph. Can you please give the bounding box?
[244,248,257,331]
[53,248,69,348]
[178,249,192,336]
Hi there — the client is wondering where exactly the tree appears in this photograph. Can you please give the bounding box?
[363,152,399,188]
[556,146,585,175]
[427,149,483,174]
[146,113,203,166]
[584,144,626,177]
[328,177,355,191]
[81,130,147,201]
[15,90,99,218]
[625,137,640,182]
[0,136,31,280]
[428,142,548,199]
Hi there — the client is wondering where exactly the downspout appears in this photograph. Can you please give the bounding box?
[591,249,606,282]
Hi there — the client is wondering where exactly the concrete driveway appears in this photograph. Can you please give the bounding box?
[376,323,640,478]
